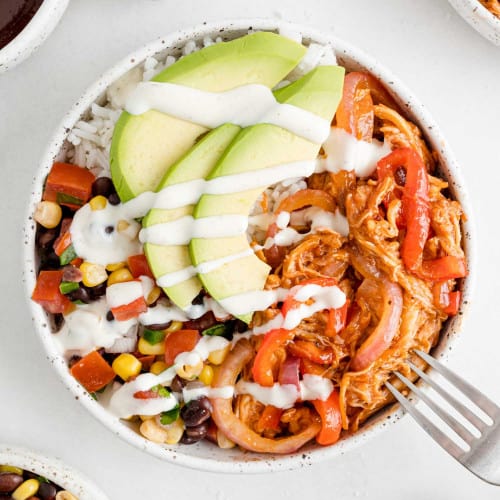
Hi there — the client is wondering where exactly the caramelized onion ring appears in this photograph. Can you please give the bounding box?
[350,278,403,371]
[210,340,321,454]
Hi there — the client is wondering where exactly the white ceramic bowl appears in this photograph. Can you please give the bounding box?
[0,445,109,499]
[0,0,69,73]
[23,19,475,473]
[448,0,500,46]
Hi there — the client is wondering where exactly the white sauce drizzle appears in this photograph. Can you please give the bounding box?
[125,82,330,144]
[316,127,391,177]
[108,336,229,418]
[70,204,141,266]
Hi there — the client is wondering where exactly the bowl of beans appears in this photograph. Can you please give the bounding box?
[0,0,69,73]
[0,446,108,500]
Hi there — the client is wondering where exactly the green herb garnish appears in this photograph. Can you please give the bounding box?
[59,281,79,294]
[143,329,166,345]
[151,385,170,398]
[59,244,77,265]
[56,192,84,206]
[202,323,230,337]
[160,404,180,425]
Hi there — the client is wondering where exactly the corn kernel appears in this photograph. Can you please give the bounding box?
[150,361,168,375]
[198,364,214,386]
[117,220,130,232]
[138,336,165,356]
[208,344,231,365]
[176,358,203,380]
[165,320,183,332]
[89,195,107,211]
[112,353,142,381]
[164,418,185,445]
[0,465,23,474]
[80,262,108,287]
[140,414,155,421]
[106,261,126,272]
[146,286,161,306]
[34,201,62,229]
[140,418,169,443]
[217,429,236,449]
[56,491,78,500]
[107,267,133,286]
[12,479,39,500]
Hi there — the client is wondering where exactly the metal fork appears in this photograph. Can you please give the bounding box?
[385,349,500,485]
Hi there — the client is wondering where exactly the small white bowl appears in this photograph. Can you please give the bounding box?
[448,0,500,46]
[23,19,476,473]
[0,445,109,499]
[0,0,69,73]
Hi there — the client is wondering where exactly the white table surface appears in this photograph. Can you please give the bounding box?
[1,0,499,498]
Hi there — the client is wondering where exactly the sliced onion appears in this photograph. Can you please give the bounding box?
[350,278,403,372]
[210,340,320,454]
[278,356,301,391]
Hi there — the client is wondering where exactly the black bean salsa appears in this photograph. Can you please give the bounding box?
[0,464,78,500]
[0,0,44,50]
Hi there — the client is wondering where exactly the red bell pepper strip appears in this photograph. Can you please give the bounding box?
[432,281,461,316]
[311,390,342,445]
[127,254,154,279]
[326,300,349,337]
[377,148,430,273]
[257,405,283,432]
[32,270,72,314]
[53,231,72,257]
[420,256,467,281]
[252,329,294,387]
[164,329,201,366]
[288,340,334,365]
[336,72,375,141]
[299,358,327,377]
[43,162,95,209]
[70,350,115,393]
[111,296,147,322]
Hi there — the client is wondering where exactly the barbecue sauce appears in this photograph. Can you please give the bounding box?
[0,0,44,50]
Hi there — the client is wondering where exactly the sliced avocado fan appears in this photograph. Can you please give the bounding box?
[143,124,240,310]
[110,32,307,202]
[189,65,345,323]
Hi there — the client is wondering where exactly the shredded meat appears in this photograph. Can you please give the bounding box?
[480,0,500,17]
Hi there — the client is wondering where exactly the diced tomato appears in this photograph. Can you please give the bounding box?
[312,390,342,446]
[133,389,160,400]
[111,296,148,321]
[70,350,115,392]
[164,329,201,366]
[31,270,72,314]
[127,254,154,279]
[252,329,294,387]
[43,162,95,209]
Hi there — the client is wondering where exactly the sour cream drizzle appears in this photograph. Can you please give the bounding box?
[126,82,331,144]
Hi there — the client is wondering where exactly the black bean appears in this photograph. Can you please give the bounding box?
[191,291,205,305]
[91,177,115,198]
[394,166,407,186]
[38,482,57,500]
[67,286,90,304]
[183,312,217,332]
[106,310,114,322]
[143,321,171,331]
[181,397,212,427]
[170,375,187,393]
[86,282,107,299]
[0,472,23,492]
[40,250,60,270]
[233,319,248,333]
[104,225,114,234]
[36,227,58,249]
[108,193,120,205]
[181,421,209,444]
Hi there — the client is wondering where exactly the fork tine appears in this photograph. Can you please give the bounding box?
[386,381,466,458]
[415,350,500,418]
[407,360,488,432]
[392,371,476,445]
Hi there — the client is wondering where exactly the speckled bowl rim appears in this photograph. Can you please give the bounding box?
[448,0,500,46]
[0,0,69,74]
[0,445,109,499]
[23,19,476,473]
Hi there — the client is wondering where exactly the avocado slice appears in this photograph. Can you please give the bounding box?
[143,124,240,309]
[110,32,307,202]
[189,65,345,322]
